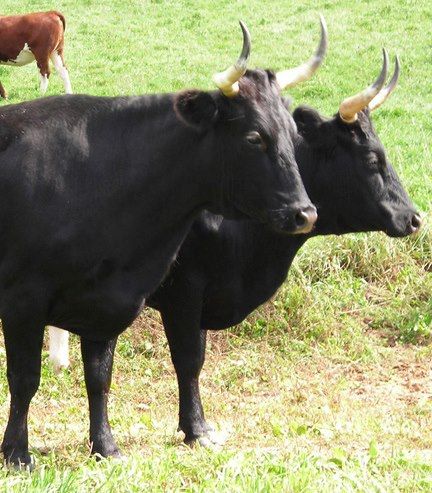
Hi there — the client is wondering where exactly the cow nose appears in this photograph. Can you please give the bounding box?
[410,213,422,233]
[294,206,318,234]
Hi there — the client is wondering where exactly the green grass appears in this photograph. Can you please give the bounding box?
[0,0,431,491]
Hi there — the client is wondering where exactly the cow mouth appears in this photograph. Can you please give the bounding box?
[385,213,422,238]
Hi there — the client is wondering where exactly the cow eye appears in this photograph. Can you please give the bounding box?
[366,153,380,167]
[246,131,266,150]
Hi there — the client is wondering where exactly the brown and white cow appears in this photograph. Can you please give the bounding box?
[0,11,72,98]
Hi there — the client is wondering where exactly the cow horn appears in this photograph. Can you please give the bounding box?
[213,21,251,97]
[276,14,328,90]
[368,55,400,112]
[339,49,389,123]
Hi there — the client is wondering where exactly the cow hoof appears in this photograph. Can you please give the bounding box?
[185,429,228,448]
[92,445,122,460]
[109,449,123,460]
[110,452,127,464]
[3,453,34,472]
[49,356,70,374]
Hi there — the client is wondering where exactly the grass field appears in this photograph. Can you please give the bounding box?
[0,0,431,491]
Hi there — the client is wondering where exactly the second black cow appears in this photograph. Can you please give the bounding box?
[89,50,420,450]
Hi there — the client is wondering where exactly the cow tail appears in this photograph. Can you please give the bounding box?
[55,11,66,31]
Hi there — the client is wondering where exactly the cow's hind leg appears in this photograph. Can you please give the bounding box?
[48,326,70,372]
[0,81,7,99]
[33,52,51,95]
[81,336,121,458]
[1,312,45,469]
[162,297,223,447]
[50,51,72,94]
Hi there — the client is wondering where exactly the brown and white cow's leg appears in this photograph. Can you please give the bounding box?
[33,52,51,95]
[39,73,49,94]
[0,81,7,99]
[50,51,72,94]
[48,326,70,372]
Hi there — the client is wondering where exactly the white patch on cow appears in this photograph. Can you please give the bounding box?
[0,43,35,66]
[50,52,72,94]
[48,326,70,373]
[39,73,49,94]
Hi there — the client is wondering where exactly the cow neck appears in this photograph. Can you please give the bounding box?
[293,135,339,237]
[118,94,217,215]
[84,94,220,294]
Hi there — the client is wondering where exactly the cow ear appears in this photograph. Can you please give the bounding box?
[174,90,219,130]
[293,106,323,143]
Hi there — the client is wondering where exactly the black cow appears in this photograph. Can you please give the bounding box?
[0,23,317,468]
[47,16,329,371]
[79,51,420,449]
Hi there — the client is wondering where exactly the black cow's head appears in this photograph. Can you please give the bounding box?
[293,51,421,237]
[174,21,318,234]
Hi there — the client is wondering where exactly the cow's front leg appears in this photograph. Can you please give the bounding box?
[1,314,45,469]
[162,305,220,446]
[0,81,7,99]
[80,336,120,458]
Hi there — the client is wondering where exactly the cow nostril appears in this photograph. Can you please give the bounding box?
[411,214,421,231]
[295,211,308,228]
[294,207,318,233]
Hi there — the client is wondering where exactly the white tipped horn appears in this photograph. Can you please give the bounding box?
[212,21,251,97]
[369,55,400,112]
[339,48,389,123]
[276,14,328,90]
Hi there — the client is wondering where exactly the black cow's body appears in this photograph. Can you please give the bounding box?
[149,212,303,330]
[142,106,420,445]
[0,66,315,466]
[1,95,196,340]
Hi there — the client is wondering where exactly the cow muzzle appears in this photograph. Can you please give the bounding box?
[409,213,422,234]
[293,206,318,234]
[387,211,422,238]
[270,204,318,235]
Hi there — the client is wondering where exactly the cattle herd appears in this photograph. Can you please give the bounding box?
[0,11,421,468]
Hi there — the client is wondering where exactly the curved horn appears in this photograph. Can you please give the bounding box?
[369,55,400,112]
[276,14,328,90]
[339,49,389,123]
[212,21,251,97]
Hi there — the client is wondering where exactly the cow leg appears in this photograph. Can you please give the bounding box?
[162,302,218,446]
[33,53,51,95]
[48,326,70,372]
[0,81,7,99]
[1,315,44,468]
[80,336,121,458]
[50,51,72,94]
[39,72,49,95]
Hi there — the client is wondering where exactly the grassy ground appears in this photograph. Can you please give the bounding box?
[0,0,431,491]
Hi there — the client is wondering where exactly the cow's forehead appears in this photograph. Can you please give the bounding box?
[336,112,386,157]
[238,69,280,103]
[357,111,379,140]
[237,70,292,131]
